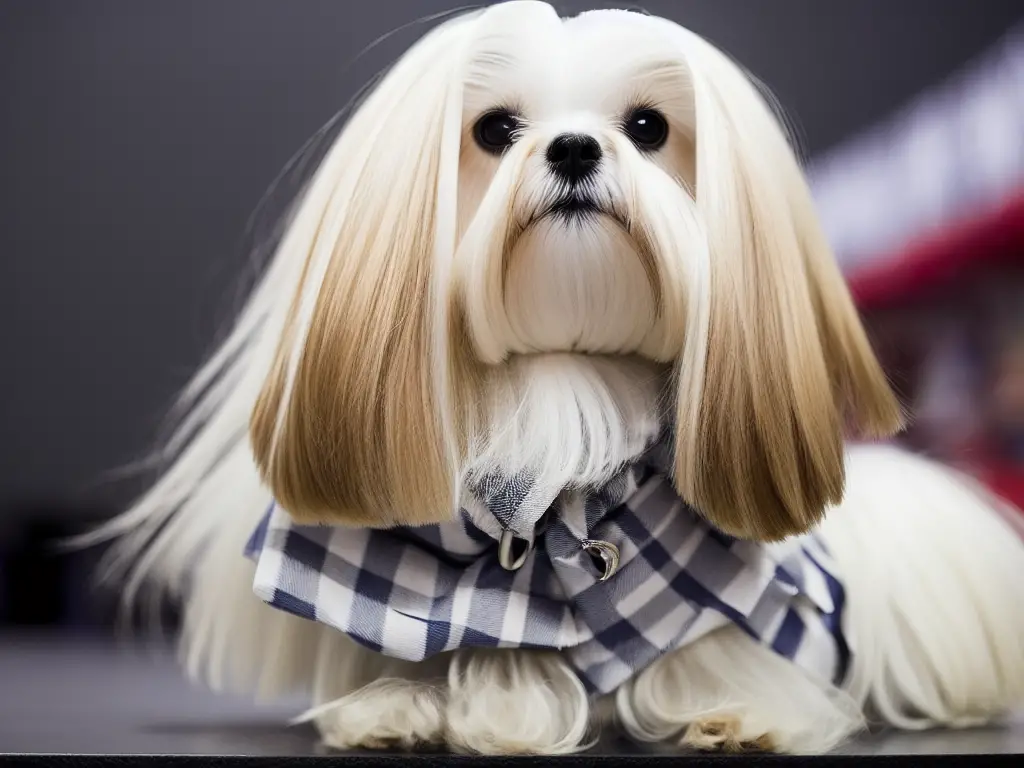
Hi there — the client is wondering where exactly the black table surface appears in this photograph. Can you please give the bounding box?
[3,632,1023,765]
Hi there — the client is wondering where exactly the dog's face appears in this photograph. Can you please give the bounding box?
[249,2,903,541]
[454,12,694,362]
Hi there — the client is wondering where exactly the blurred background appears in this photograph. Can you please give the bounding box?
[1,0,1022,633]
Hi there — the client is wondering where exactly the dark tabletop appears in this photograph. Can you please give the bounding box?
[3,632,1023,763]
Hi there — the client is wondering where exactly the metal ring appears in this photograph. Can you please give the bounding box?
[582,539,620,582]
[498,529,532,571]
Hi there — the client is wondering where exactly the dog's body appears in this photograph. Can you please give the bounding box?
[94,2,1024,755]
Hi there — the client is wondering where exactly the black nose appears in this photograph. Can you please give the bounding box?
[546,133,602,183]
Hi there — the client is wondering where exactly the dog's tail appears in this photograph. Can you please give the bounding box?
[72,189,328,699]
[817,443,1024,729]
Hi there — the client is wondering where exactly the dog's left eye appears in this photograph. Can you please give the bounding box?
[473,110,521,154]
[623,108,669,151]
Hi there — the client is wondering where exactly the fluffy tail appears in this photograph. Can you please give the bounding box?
[75,173,338,699]
[76,252,322,697]
[818,443,1024,730]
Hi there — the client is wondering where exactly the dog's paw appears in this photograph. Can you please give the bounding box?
[680,716,776,753]
[310,680,446,752]
[444,650,592,755]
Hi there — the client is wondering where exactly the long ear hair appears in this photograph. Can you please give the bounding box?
[659,23,904,541]
[248,11,488,527]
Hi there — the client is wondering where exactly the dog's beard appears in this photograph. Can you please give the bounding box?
[462,353,668,533]
[503,212,658,356]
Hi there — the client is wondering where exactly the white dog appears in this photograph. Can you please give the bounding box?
[92,2,1024,755]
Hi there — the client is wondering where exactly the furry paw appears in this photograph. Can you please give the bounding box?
[681,716,776,753]
[308,679,447,751]
[444,650,592,755]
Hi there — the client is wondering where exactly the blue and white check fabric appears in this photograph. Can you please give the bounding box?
[245,443,851,696]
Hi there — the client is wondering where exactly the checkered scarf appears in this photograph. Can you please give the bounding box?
[245,441,851,696]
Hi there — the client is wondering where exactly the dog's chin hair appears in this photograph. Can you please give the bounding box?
[502,213,660,358]
[463,353,669,503]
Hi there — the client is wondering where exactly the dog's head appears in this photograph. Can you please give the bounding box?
[250,1,903,540]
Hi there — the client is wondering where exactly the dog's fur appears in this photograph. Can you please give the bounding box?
[90,2,1024,754]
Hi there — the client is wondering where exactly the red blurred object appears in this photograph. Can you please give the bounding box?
[849,191,1024,509]
[848,193,1024,312]
[981,463,1024,510]
[810,24,1024,510]
[853,214,1024,509]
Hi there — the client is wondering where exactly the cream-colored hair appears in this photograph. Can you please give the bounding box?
[650,18,904,539]
[249,9,483,526]
[248,1,901,540]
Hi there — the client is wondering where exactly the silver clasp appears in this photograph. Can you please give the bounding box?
[498,529,532,571]
[582,539,620,582]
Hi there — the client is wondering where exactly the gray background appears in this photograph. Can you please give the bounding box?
[1,0,1021,517]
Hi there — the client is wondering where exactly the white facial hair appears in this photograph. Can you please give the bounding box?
[463,352,669,531]
[503,214,658,356]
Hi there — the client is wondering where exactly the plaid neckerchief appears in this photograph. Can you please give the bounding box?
[244,439,851,695]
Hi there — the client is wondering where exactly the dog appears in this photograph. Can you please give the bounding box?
[92,1,1024,755]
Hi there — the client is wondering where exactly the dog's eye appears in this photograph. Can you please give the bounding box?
[623,108,668,151]
[473,110,521,154]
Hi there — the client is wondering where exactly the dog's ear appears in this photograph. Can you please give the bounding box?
[249,13,484,528]
[665,26,904,541]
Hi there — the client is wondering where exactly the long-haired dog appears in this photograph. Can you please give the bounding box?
[92,1,1024,755]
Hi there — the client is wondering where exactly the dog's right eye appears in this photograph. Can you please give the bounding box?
[473,110,520,154]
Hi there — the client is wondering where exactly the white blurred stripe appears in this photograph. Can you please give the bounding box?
[810,23,1024,273]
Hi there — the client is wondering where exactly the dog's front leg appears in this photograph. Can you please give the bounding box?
[444,649,593,755]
